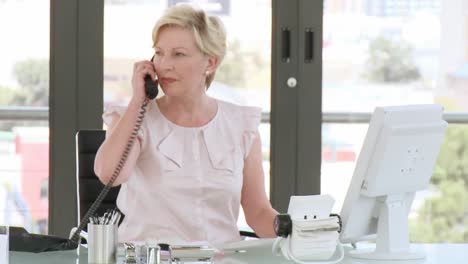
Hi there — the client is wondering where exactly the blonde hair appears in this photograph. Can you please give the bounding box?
[152,5,226,89]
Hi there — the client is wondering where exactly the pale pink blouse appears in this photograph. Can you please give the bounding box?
[102,99,261,247]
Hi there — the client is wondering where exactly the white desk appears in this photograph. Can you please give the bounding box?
[10,243,468,263]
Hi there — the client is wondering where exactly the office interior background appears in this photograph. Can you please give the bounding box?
[0,0,467,243]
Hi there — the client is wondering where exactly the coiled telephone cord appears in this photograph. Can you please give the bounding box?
[69,99,150,244]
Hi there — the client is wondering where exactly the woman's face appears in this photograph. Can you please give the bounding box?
[153,26,214,98]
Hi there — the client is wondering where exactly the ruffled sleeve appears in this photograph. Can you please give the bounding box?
[102,104,147,152]
[102,105,126,127]
[240,106,262,159]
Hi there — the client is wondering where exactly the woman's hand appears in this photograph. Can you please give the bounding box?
[131,60,157,104]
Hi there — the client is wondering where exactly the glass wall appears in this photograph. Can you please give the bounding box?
[322,0,468,242]
[0,0,49,234]
[103,0,271,230]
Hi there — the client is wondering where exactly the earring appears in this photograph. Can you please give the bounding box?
[205,71,210,76]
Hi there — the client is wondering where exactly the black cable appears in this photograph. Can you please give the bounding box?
[330,213,342,233]
[70,99,150,244]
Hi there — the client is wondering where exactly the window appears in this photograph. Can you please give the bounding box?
[0,0,49,234]
[322,0,468,242]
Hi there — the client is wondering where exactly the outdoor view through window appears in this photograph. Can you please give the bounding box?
[0,0,50,234]
[322,0,468,242]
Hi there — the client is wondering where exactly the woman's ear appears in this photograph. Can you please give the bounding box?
[206,55,219,73]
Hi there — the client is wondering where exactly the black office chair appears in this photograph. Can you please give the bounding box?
[75,129,122,231]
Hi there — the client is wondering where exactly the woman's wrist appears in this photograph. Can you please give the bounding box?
[129,96,146,108]
[126,97,147,117]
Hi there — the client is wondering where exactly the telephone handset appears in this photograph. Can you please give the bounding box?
[145,55,159,100]
[144,74,159,100]
[69,61,159,246]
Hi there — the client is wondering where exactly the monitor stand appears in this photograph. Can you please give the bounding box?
[349,194,426,260]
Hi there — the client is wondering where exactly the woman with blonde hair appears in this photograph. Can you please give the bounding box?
[94,4,277,247]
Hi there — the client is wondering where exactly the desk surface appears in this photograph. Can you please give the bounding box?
[10,243,468,264]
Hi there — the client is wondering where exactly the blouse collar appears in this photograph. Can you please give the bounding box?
[154,100,236,172]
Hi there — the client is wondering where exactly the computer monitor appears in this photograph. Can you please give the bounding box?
[339,104,447,260]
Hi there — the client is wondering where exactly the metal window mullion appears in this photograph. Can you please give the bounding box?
[0,107,48,121]
[49,0,103,238]
[322,112,468,124]
[296,0,323,196]
[2,109,468,124]
[270,0,300,212]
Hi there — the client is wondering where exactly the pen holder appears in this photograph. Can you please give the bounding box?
[87,224,118,264]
